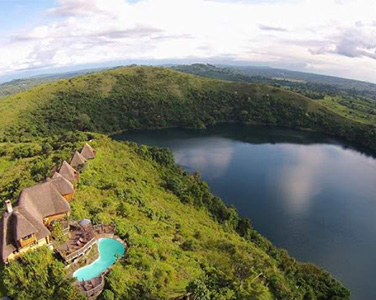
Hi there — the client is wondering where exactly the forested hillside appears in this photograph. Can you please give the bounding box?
[0,66,375,152]
[172,64,376,125]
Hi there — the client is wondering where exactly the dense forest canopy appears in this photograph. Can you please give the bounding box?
[0,66,375,152]
[172,64,376,125]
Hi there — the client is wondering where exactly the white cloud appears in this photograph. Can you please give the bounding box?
[0,0,376,82]
[275,145,325,214]
[174,137,234,179]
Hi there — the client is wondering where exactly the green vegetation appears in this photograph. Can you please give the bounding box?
[0,78,56,99]
[0,65,362,299]
[0,66,375,153]
[318,95,376,125]
[0,131,91,205]
[51,221,68,246]
[0,134,350,299]
[173,64,376,124]
[173,64,376,101]
[1,247,85,300]
[0,68,106,99]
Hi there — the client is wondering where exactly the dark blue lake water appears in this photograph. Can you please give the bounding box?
[113,124,376,299]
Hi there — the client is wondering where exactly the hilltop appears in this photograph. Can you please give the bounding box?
[0,66,375,152]
[0,68,109,99]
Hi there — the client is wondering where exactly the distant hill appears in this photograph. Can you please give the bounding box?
[0,65,375,153]
[235,65,376,91]
[172,64,376,126]
[0,68,109,99]
[172,64,376,100]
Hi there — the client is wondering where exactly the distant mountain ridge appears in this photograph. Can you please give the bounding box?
[0,65,375,154]
[0,68,109,99]
[175,63,376,90]
[2,63,376,100]
[172,64,376,100]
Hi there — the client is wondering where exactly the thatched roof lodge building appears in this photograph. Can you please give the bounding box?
[0,143,96,263]
[0,181,71,263]
[48,173,75,202]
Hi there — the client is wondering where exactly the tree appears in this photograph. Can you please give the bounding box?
[3,247,85,300]
[101,289,115,300]
[233,258,253,288]
[29,157,50,182]
[187,278,211,300]
[51,221,68,246]
[42,142,53,156]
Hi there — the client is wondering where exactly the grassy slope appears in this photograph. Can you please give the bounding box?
[318,95,376,125]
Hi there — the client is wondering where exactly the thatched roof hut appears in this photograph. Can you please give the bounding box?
[70,151,88,171]
[12,208,38,241]
[47,173,75,196]
[0,181,71,263]
[57,161,79,183]
[0,210,16,262]
[18,182,70,219]
[81,143,96,160]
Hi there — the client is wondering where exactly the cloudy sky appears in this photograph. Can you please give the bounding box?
[0,0,376,83]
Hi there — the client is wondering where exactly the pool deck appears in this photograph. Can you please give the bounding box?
[68,224,127,299]
[56,223,97,264]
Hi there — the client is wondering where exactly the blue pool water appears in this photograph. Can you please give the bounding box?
[73,238,125,281]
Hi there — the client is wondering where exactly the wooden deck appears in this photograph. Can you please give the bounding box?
[75,275,105,299]
[56,223,97,264]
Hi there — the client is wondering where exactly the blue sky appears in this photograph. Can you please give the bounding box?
[0,0,54,32]
[0,0,375,83]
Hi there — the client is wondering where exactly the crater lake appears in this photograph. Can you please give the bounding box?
[113,124,376,299]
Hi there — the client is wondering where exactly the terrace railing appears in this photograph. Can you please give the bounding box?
[76,275,105,298]
[84,280,105,297]
[61,237,97,262]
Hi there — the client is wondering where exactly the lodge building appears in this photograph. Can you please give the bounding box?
[0,143,96,263]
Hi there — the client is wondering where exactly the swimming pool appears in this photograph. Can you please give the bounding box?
[73,238,125,281]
